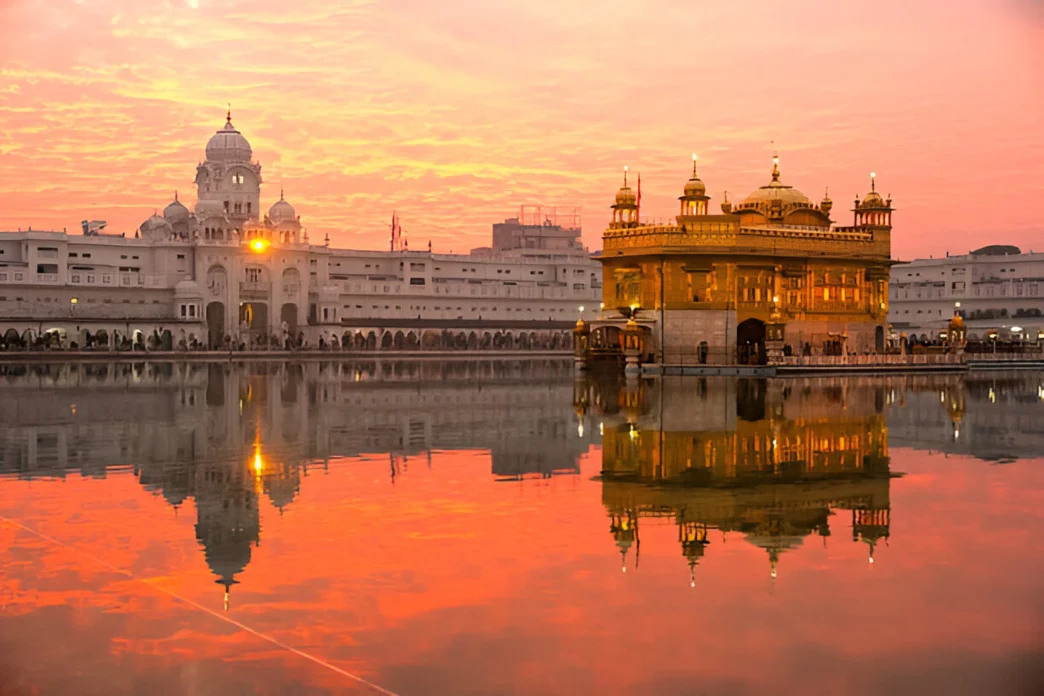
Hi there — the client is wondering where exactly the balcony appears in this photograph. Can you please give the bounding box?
[240,280,271,298]
[282,282,301,296]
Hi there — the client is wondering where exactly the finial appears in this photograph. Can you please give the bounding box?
[691,153,698,177]
[280,188,284,201]
[174,190,178,202]
[226,103,232,123]
[772,152,780,182]
[623,165,628,187]
[870,171,876,192]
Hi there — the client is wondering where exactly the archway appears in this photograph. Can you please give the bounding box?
[381,331,393,349]
[405,331,419,349]
[206,302,226,348]
[2,328,20,349]
[875,325,885,352]
[393,330,405,349]
[736,318,767,365]
[94,329,108,348]
[161,329,173,351]
[280,303,298,341]
[366,331,377,350]
[341,331,352,349]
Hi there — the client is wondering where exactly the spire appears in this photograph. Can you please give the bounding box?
[226,103,232,124]
[691,152,698,178]
[870,171,877,192]
[689,560,696,588]
[771,153,781,182]
[623,165,628,187]
[174,190,178,202]
[280,188,284,201]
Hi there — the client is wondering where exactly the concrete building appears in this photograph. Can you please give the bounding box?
[0,114,600,351]
[888,245,1044,341]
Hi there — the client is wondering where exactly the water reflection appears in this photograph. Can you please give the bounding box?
[580,376,895,585]
[0,362,1042,694]
[0,359,590,601]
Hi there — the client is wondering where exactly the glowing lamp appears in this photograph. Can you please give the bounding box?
[250,239,269,253]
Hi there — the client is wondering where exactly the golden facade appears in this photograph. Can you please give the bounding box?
[597,157,894,364]
[578,376,895,583]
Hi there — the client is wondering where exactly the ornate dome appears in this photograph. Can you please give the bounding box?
[205,113,252,163]
[163,192,189,223]
[615,185,636,206]
[862,190,886,208]
[743,157,810,207]
[683,176,706,197]
[268,191,297,222]
[139,213,172,240]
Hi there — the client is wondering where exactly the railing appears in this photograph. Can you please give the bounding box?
[966,350,1044,362]
[781,353,964,367]
[36,273,59,283]
[282,282,301,295]
[240,281,271,295]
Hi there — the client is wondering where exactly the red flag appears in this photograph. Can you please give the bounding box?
[636,172,642,222]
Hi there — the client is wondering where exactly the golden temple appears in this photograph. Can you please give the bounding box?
[576,376,896,584]
[587,155,894,367]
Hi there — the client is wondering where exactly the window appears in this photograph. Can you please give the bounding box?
[189,305,196,317]
[69,253,78,258]
[82,253,91,258]
[177,254,185,260]
[180,304,187,318]
[232,173,245,184]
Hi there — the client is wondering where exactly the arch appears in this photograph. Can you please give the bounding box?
[366,331,377,350]
[280,303,298,339]
[481,331,492,349]
[206,302,226,348]
[698,340,709,364]
[422,330,440,349]
[393,330,406,349]
[875,325,885,352]
[94,329,108,347]
[467,331,478,349]
[517,332,530,350]
[2,328,21,349]
[493,332,504,349]
[341,331,352,349]
[503,332,514,350]
[161,329,173,351]
[381,331,394,349]
[405,331,419,349]
[456,331,468,349]
[206,265,228,297]
[736,318,767,365]
[550,332,560,349]
[529,331,538,348]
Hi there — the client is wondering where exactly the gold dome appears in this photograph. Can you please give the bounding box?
[948,313,965,331]
[742,156,810,207]
[683,176,706,197]
[615,185,637,206]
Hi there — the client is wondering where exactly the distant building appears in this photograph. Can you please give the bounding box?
[888,245,1044,341]
[0,115,600,350]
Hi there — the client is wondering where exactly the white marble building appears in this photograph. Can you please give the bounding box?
[0,114,601,350]
[888,245,1044,340]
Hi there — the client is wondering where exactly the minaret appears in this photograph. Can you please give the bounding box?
[854,171,894,228]
[610,166,638,226]
[678,153,710,218]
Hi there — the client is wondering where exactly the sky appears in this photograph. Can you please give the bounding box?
[0,0,1042,259]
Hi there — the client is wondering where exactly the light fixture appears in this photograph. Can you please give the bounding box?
[250,239,269,253]
[70,297,78,305]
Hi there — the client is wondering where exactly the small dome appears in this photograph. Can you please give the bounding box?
[862,190,886,208]
[949,313,965,330]
[175,279,203,298]
[615,185,636,206]
[269,192,297,222]
[163,193,189,223]
[139,213,172,236]
[205,115,252,163]
[683,176,706,197]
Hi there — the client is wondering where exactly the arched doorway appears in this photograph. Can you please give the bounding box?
[875,325,885,352]
[736,318,767,365]
[206,302,225,348]
[280,303,298,341]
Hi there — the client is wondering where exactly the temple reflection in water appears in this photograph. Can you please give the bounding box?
[0,359,590,602]
[579,375,896,585]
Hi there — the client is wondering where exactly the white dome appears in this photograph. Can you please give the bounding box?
[205,117,252,163]
[174,279,203,298]
[163,195,189,223]
[269,195,297,222]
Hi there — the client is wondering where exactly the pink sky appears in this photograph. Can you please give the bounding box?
[0,0,1041,258]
